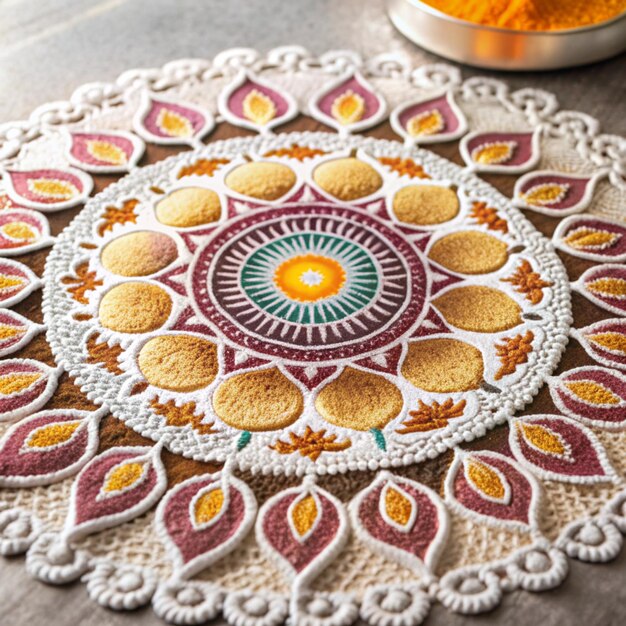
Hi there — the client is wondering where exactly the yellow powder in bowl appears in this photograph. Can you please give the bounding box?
[421,0,626,31]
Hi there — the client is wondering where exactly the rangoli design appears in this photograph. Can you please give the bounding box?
[0,47,624,626]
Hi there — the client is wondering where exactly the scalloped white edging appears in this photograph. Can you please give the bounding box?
[2,497,622,625]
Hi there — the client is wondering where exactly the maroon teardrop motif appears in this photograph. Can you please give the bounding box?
[351,472,447,573]
[554,216,626,262]
[461,131,539,172]
[257,481,348,583]
[0,409,103,487]
[549,366,626,429]
[509,415,614,483]
[66,445,166,541]
[446,450,538,529]
[158,474,256,578]
[67,131,144,171]
[574,319,626,370]
[576,264,626,316]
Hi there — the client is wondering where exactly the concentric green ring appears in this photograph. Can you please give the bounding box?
[240,232,379,324]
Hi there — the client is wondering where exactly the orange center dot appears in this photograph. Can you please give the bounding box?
[274,254,346,302]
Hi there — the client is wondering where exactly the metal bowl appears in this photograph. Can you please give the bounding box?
[387,0,626,70]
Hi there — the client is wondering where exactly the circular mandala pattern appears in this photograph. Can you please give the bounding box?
[43,132,572,475]
[192,204,427,361]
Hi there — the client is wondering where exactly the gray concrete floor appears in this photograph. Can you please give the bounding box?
[0,1,624,624]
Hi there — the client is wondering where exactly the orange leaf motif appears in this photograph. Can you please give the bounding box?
[86,333,124,375]
[264,145,327,161]
[177,158,230,179]
[271,426,351,461]
[378,157,431,179]
[97,198,140,237]
[494,331,535,380]
[501,260,552,305]
[61,262,103,305]
[469,201,508,234]
[397,399,466,434]
[150,398,217,435]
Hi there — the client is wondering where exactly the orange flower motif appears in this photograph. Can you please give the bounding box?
[86,333,124,375]
[378,157,431,179]
[150,398,218,435]
[264,145,327,161]
[97,199,140,237]
[494,331,535,380]
[397,399,466,434]
[177,158,231,179]
[501,260,551,305]
[61,262,103,304]
[271,426,351,460]
[469,201,508,234]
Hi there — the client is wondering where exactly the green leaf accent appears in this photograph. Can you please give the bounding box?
[237,431,252,451]
[370,428,386,451]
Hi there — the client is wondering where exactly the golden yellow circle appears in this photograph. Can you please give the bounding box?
[138,334,218,392]
[433,286,522,332]
[428,231,508,274]
[225,161,296,200]
[315,368,403,430]
[213,368,303,431]
[313,158,383,201]
[101,231,178,277]
[155,187,221,227]
[392,185,460,226]
[274,254,346,302]
[402,338,484,392]
[99,282,172,333]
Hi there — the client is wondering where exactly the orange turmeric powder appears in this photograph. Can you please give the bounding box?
[421,0,626,31]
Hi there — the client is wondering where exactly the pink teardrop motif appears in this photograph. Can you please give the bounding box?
[256,480,349,584]
[350,472,448,574]
[575,264,626,317]
[391,91,467,144]
[549,366,626,430]
[0,408,105,487]
[553,215,626,263]
[460,130,540,173]
[2,167,93,211]
[0,209,51,256]
[444,450,540,530]
[133,92,214,146]
[574,318,626,370]
[0,359,60,423]
[65,445,167,542]
[0,310,44,357]
[66,130,145,173]
[509,415,615,483]
[0,259,41,307]
[309,72,387,133]
[514,170,601,216]
[157,473,257,579]
[218,70,297,133]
